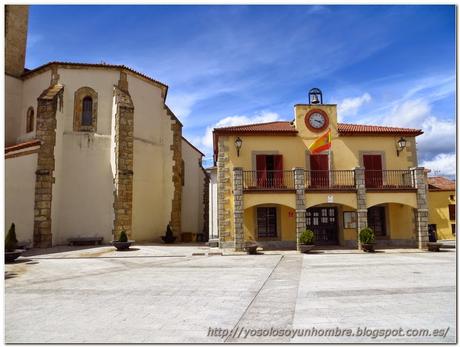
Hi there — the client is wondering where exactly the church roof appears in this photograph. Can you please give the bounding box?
[21,61,168,90]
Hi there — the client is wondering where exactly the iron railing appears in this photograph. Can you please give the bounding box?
[365,170,415,189]
[305,170,356,190]
[243,170,294,190]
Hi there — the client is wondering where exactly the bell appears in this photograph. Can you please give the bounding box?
[311,94,319,104]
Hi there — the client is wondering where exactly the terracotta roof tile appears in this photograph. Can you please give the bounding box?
[337,123,423,136]
[213,121,423,136]
[428,176,456,191]
[214,121,297,134]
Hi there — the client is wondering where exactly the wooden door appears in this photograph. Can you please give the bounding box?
[367,206,386,236]
[310,154,329,188]
[363,154,383,188]
[305,207,338,244]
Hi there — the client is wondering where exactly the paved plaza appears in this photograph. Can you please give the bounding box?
[5,245,456,343]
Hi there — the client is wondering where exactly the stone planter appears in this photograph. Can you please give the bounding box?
[299,244,315,253]
[361,243,375,253]
[427,242,443,252]
[112,240,135,251]
[5,249,24,263]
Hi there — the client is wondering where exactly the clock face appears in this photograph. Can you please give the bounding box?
[305,109,329,132]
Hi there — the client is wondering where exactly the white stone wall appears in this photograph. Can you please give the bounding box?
[208,167,218,239]
[5,152,37,244]
[181,139,205,234]
[129,74,175,241]
[5,75,23,145]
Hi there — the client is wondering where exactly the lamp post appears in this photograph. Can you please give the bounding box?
[235,137,242,157]
[396,137,407,156]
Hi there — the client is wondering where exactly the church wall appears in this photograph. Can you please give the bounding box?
[52,68,118,244]
[5,75,23,146]
[181,139,205,235]
[5,153,37,245]
[18,71,52,143]
[128,74,174,241]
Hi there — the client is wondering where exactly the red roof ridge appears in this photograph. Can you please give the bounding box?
[338,122,422,133]
[215,120,292,131]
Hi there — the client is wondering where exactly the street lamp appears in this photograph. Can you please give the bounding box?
[396,137,407,157]
[235,137,243,157]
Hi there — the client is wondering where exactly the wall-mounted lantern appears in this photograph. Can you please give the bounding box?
[235,137,243,157]
[396,137,407,157]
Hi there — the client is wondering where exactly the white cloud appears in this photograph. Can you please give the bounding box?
[202,111,282,150]
[383,99,431,128]
[421,153,456,178]
[337,93,371,121]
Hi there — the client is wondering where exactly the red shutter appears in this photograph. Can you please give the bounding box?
[363,154,382,188]
[449,205,456,221]
[256,155,267,188]
[310,154,329,188]
[274,155,283,188]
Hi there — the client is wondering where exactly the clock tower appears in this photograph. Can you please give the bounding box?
[294,88,338,141]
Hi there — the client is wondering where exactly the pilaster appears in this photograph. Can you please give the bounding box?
[217,137,231,247]
[412,167,429,249]
[233,167,244,251]
[33,84,64,248]
[112,86,134,239]
[355,167,367,249]
[294,167,306,252]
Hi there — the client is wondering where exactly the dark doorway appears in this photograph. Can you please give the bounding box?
[367,206,386,236]
[306,207,338,245]
[310,154,329,188]
[363,154,383,188]
[428,224,437,242]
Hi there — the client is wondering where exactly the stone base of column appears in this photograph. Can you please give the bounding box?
[356,209,368,250]
[415,209,429,249]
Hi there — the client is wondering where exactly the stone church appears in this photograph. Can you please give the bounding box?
[5,5,207,247]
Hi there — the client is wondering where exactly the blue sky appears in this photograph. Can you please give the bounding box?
[26,5,456,175]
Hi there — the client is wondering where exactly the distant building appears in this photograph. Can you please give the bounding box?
[5,5,206,247]
[428,176,456,241]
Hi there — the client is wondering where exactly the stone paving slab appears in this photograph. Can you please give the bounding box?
[5,245,456,343]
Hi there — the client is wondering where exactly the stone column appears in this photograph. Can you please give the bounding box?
[355,167,367,249]
[33,84,64,248]
[412,167,429,249]
[112,86,134,239]
[217,137,231,247]
[294,167,306,252]
[233,167,244,251]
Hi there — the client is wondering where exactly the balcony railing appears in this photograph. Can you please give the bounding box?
[241,169,416,192]
[365,170,415,189]
[305,170,356,190]
[243,170,294,190]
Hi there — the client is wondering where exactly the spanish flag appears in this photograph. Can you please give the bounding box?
[308,129,332,154]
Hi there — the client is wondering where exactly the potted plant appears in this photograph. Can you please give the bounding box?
[243,235,260,255]
[5,223,23,263]
[359,227,375,252]
[161,224,177,244]
[112,230,135,251]
[299,229,315,253]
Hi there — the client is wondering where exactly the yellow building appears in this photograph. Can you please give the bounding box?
[213,88,430,250]
[428,177,456,241]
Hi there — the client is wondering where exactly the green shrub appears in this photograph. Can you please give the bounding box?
[359,227,375,244]
[118,230,128,242]
[299,229,314,245]
[5,223,18,251]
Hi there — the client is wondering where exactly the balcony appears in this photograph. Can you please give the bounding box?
[241,169,417,192]
[364,170,415,190]
[243,170,295,191]
[305,170,356,191]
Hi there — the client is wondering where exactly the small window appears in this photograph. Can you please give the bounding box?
[26,107,34,133]
[449,204,455,221]
[257,207,277,238]
[82,97,93,126]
